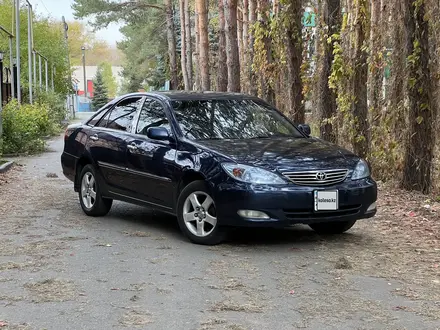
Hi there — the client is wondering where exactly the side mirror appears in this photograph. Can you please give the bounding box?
[147,127,171,141]
[298,124,311,136]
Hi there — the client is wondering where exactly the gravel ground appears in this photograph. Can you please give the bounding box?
[0,135,439,330]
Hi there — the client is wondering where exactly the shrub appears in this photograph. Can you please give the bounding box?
[35,91,68,125]
[1,100,52,154]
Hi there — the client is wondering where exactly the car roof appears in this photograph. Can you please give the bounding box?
[120,91,261,102]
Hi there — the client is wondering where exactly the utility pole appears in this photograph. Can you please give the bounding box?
[26,1,33,103]
[9,36,14,98]
[45,59,48,91]
[38,54,42,88]
[81,45,87,98]
[15,0,21,103]
[62,16,74,118]
[33,50,36,90]
[51,65,54,90]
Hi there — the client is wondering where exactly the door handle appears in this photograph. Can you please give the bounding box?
[90,134,99,141]
[127,143,138,151]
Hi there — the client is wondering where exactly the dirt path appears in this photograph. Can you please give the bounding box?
[0,135,439,330]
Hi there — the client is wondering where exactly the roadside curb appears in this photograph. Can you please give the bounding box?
[0,161,14,173]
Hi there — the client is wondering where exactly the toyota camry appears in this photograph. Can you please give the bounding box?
[61,92,377,245]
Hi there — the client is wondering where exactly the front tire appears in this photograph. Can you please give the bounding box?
[309,220,357,234]
[177,180,227,245]
[79,164,113,217]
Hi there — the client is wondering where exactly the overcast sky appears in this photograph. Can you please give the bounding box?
[33,0,123,46]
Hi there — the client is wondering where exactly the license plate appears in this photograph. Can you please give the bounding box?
[314,190,339,211]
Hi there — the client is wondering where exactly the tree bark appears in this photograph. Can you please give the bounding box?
[225,0,241,92]
[180,0,190,90]
[217,0,228,91]
[237,4,244,89]
[194,9,201,90]
[351,0,369,158]
[242,0,249,93]
[196,0,210,91]
[285,0,304,123]
[316,0,340,143]
[248,0,258,96]
[184,0,193,88]
[257,0,275,104]
[165,0,179,90]
[402,0,436,194]
[368,0,383,127]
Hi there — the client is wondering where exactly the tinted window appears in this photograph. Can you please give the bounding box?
[87,105,111,126]
[136,99,171,135]
[171,99,303,140]
[99,97,142,131]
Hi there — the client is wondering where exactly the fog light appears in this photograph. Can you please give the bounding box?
[237,210,270,219]
[367,202,377,212]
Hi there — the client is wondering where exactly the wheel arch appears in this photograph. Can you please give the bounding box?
[175,170,207,203]
[74,155,94,192]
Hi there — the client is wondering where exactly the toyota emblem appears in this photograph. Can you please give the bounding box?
[316,172,327,181]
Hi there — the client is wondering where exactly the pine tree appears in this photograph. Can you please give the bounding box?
[92,68,109,111]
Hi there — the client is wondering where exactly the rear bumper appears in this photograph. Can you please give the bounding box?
[61,152,76,183]
[213,178,377,228]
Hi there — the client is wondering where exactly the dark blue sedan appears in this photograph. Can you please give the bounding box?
[61,92,377,245]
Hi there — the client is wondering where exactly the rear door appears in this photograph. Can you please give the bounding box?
[124,98,178,209]
[87,96,144,193]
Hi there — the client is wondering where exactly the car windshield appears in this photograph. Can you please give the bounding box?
[171,99,304,140]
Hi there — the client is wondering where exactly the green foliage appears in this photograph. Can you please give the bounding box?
[0,0,71,95]
[1,100,53,154]
[92,68,109,111]
[73,0,168,90]
[35,91,68,124]
[98,62,118,98]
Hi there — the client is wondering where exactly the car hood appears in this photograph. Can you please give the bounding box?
[195,137,360,171]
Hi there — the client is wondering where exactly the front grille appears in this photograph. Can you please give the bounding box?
[284,204,361,220]
[281,169,349,186]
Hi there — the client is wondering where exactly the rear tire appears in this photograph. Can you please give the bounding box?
[177,180,227,245]
[78,164,113,217]
[309,220,357,235]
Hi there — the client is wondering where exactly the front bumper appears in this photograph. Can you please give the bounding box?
[213,178,377,227]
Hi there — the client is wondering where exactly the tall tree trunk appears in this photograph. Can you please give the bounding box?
[351,0,369,158]
[389,0,406,139]
[218,0,228,91]
[196,0,210,91]
[285,0,304,123]
[258,0,275,104]
[185,0,193,88]
[402,0,436,193]
[316,0,340,143]
[165,0,179,90]
[180,0,190,90]
[194,10,201,90]
[248,0,258,95]
[225,0,241,92]
[368,0,383,127]
[237,4,244,90]
[242,0,249,93]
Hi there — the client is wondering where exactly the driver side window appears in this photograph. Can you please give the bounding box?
[136,99,171,136]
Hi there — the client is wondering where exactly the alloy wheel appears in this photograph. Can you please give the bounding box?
[81,172,97,209]
[183,191,217,237]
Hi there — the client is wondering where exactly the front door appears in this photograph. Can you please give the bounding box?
[125,98,177,209]
[87,96,143,194]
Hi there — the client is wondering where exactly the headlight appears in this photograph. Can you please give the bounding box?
[221,163,286,184]
[351,159,370,180]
